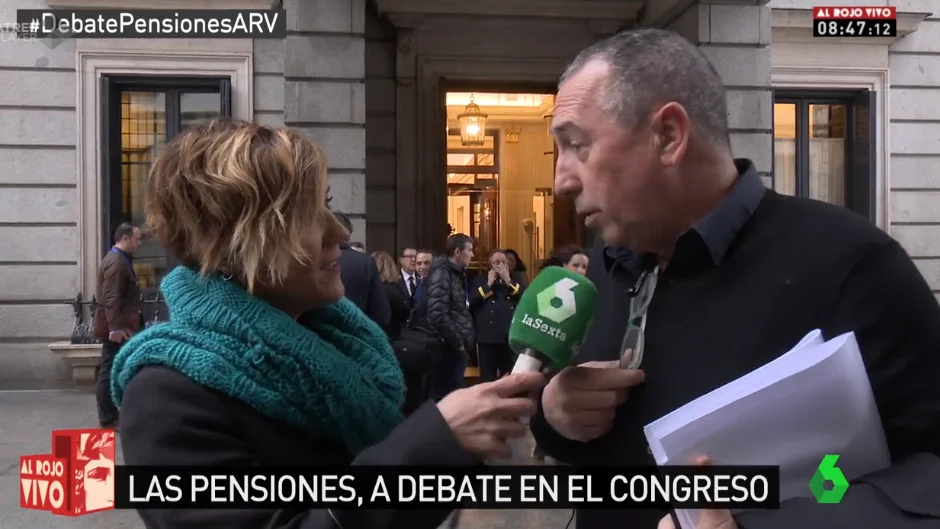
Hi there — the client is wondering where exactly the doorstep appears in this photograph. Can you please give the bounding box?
[47,341,101,388]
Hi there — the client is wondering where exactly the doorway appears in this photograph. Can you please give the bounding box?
[443,90,583,276]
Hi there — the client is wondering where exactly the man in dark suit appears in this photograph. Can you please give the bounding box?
[94,222,142,428]
[398,247,419,306]
[333,212,390,328]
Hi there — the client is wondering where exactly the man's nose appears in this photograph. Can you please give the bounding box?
[554,159,581,199]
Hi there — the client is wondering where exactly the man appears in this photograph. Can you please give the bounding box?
[425,234,475,400]
[93,222,142,428]
[530,29,940,529]
[333,212,389,328]
[415,249,433,282]
[399,247,419,305]
[408,248,436,325]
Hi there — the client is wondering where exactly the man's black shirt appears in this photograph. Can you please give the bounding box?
[531,160,940,529]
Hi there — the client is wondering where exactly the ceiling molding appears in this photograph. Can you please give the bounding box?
[771,8,930,39]
[45,0,278,8]
[374,0,642,23]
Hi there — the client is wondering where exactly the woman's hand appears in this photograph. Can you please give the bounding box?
[657,456,737,529]
[437,372,546,459]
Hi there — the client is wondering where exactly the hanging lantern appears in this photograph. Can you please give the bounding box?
[458,95,488,146]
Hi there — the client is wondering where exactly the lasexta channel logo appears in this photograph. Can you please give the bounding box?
[808,454,849,504]
[20,429,116,516]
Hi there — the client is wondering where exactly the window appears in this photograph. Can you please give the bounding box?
[773,90,876,221]
[100,76,231,294]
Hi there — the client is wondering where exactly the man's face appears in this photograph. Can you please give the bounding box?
[552,60,669,250]
[455,243,474,267]
[415,252,433,278]
[400,248,416,274]
[122,228,142,254]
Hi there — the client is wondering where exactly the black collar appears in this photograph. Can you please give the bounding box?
[604,159,765,276]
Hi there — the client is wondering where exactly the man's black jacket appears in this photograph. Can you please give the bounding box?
[425,259,474,352]
[337,243,390,328]
[531,161,940,529]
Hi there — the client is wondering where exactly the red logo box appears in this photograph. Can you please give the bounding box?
[20,429,116,516]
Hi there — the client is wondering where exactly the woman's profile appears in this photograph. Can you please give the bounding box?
[112,119,545,529]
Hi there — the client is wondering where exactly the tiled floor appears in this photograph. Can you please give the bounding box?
[0,389,571,529]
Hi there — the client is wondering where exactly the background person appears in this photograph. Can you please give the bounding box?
[399,247,419,306]
[469,249,523,383]
[93,222,142,429]
[334,212,389,328]
[372,250,411,341]
[541,244,590,276]
[425,234,476,401]
[113,120,545,529]
[503,248,529,288]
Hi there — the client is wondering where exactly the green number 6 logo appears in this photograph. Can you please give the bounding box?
[808,454,850,503]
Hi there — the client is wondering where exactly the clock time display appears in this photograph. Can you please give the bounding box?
[814,19,897,38]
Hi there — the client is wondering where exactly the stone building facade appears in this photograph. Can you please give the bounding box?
[0,0,937,388]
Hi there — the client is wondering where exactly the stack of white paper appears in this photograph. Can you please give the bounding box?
[643,330,890,529]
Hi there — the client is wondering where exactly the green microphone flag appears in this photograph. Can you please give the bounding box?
[508,266,598,372]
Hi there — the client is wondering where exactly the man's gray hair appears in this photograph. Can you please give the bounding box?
[560,28,730,147]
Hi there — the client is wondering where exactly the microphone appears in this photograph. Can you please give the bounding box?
[508,266,598,375]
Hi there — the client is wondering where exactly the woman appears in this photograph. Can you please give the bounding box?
[469,250,523,383]
[503,248,529,288]
[541,244,590,276]
[372,250,410,341]
[112,119,545,529]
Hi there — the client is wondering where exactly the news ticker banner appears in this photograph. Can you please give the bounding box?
[33,465,781,511]
[812,6,897,38]
[20,429,850,517]
[13,9,286,39]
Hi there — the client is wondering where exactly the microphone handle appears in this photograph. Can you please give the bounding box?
[511,347,551,375]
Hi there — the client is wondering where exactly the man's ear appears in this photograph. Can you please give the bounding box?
[650,102,690,167]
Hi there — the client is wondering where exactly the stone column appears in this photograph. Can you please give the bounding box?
[283,0,368,241]
[668,1,774,188]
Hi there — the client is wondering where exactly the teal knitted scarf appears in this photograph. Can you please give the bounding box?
[110,266,405,454]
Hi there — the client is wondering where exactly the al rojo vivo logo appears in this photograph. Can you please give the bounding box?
[20,429,115,516]
[809,454,850,504]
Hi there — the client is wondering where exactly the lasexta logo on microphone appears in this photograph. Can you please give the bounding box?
[536,277,579,323]
[20,429,116,516]
[518,277,583,342]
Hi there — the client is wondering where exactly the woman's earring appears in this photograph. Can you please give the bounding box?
[222,274,233,281]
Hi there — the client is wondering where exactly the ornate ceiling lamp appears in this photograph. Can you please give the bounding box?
[457,93,488,146]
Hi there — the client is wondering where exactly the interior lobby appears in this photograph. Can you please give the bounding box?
[444,92,566,273]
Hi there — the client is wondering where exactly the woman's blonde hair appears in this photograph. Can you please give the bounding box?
[371,251,400,283]
[146,119,331,292]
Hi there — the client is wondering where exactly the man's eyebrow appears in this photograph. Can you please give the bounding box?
[551,121,582,136]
